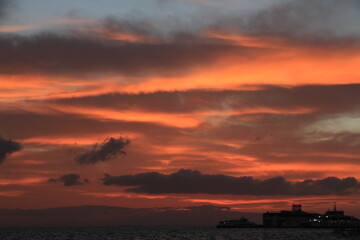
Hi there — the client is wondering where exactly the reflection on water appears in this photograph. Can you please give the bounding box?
[0,227,356,240]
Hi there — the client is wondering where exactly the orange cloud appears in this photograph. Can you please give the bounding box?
[80,191,168,199]
[0,190,25,197]
[202,28,280,48]
[0,177,47,186]
[124,49,360,93]
[0,25,35,32]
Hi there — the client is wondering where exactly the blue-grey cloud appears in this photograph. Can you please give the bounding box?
[218,0,360,45]
[0,0,9,18]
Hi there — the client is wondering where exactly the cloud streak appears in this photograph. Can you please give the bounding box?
[102,169,359,196]
[0,33,252,76]
[50,84,360,114]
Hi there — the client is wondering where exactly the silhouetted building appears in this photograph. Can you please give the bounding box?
[263,203,360,228]
[263,203,318,227]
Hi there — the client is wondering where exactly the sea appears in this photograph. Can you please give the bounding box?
[0,227,356,240]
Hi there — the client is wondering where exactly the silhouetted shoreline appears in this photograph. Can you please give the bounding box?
[218,204,360,229]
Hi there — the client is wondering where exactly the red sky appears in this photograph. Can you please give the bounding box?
[0,0,360,218]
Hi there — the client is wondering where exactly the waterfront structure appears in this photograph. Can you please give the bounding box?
[217,217,260,228]
[263,203,360,228]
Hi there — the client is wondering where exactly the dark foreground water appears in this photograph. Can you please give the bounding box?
[0,227,357,240]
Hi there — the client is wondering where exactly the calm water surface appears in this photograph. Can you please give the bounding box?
[0,227,355,240]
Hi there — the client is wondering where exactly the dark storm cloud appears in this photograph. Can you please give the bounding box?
[102,169,359,196]
[75,137,130,165]
[48,173,89,186]
[0,137,22,163]
[219,0,360,45]
[0,33,254,76]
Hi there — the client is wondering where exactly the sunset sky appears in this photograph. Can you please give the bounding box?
[1,0,360,217]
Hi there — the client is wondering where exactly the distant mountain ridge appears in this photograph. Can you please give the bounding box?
[0,205,261,227]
